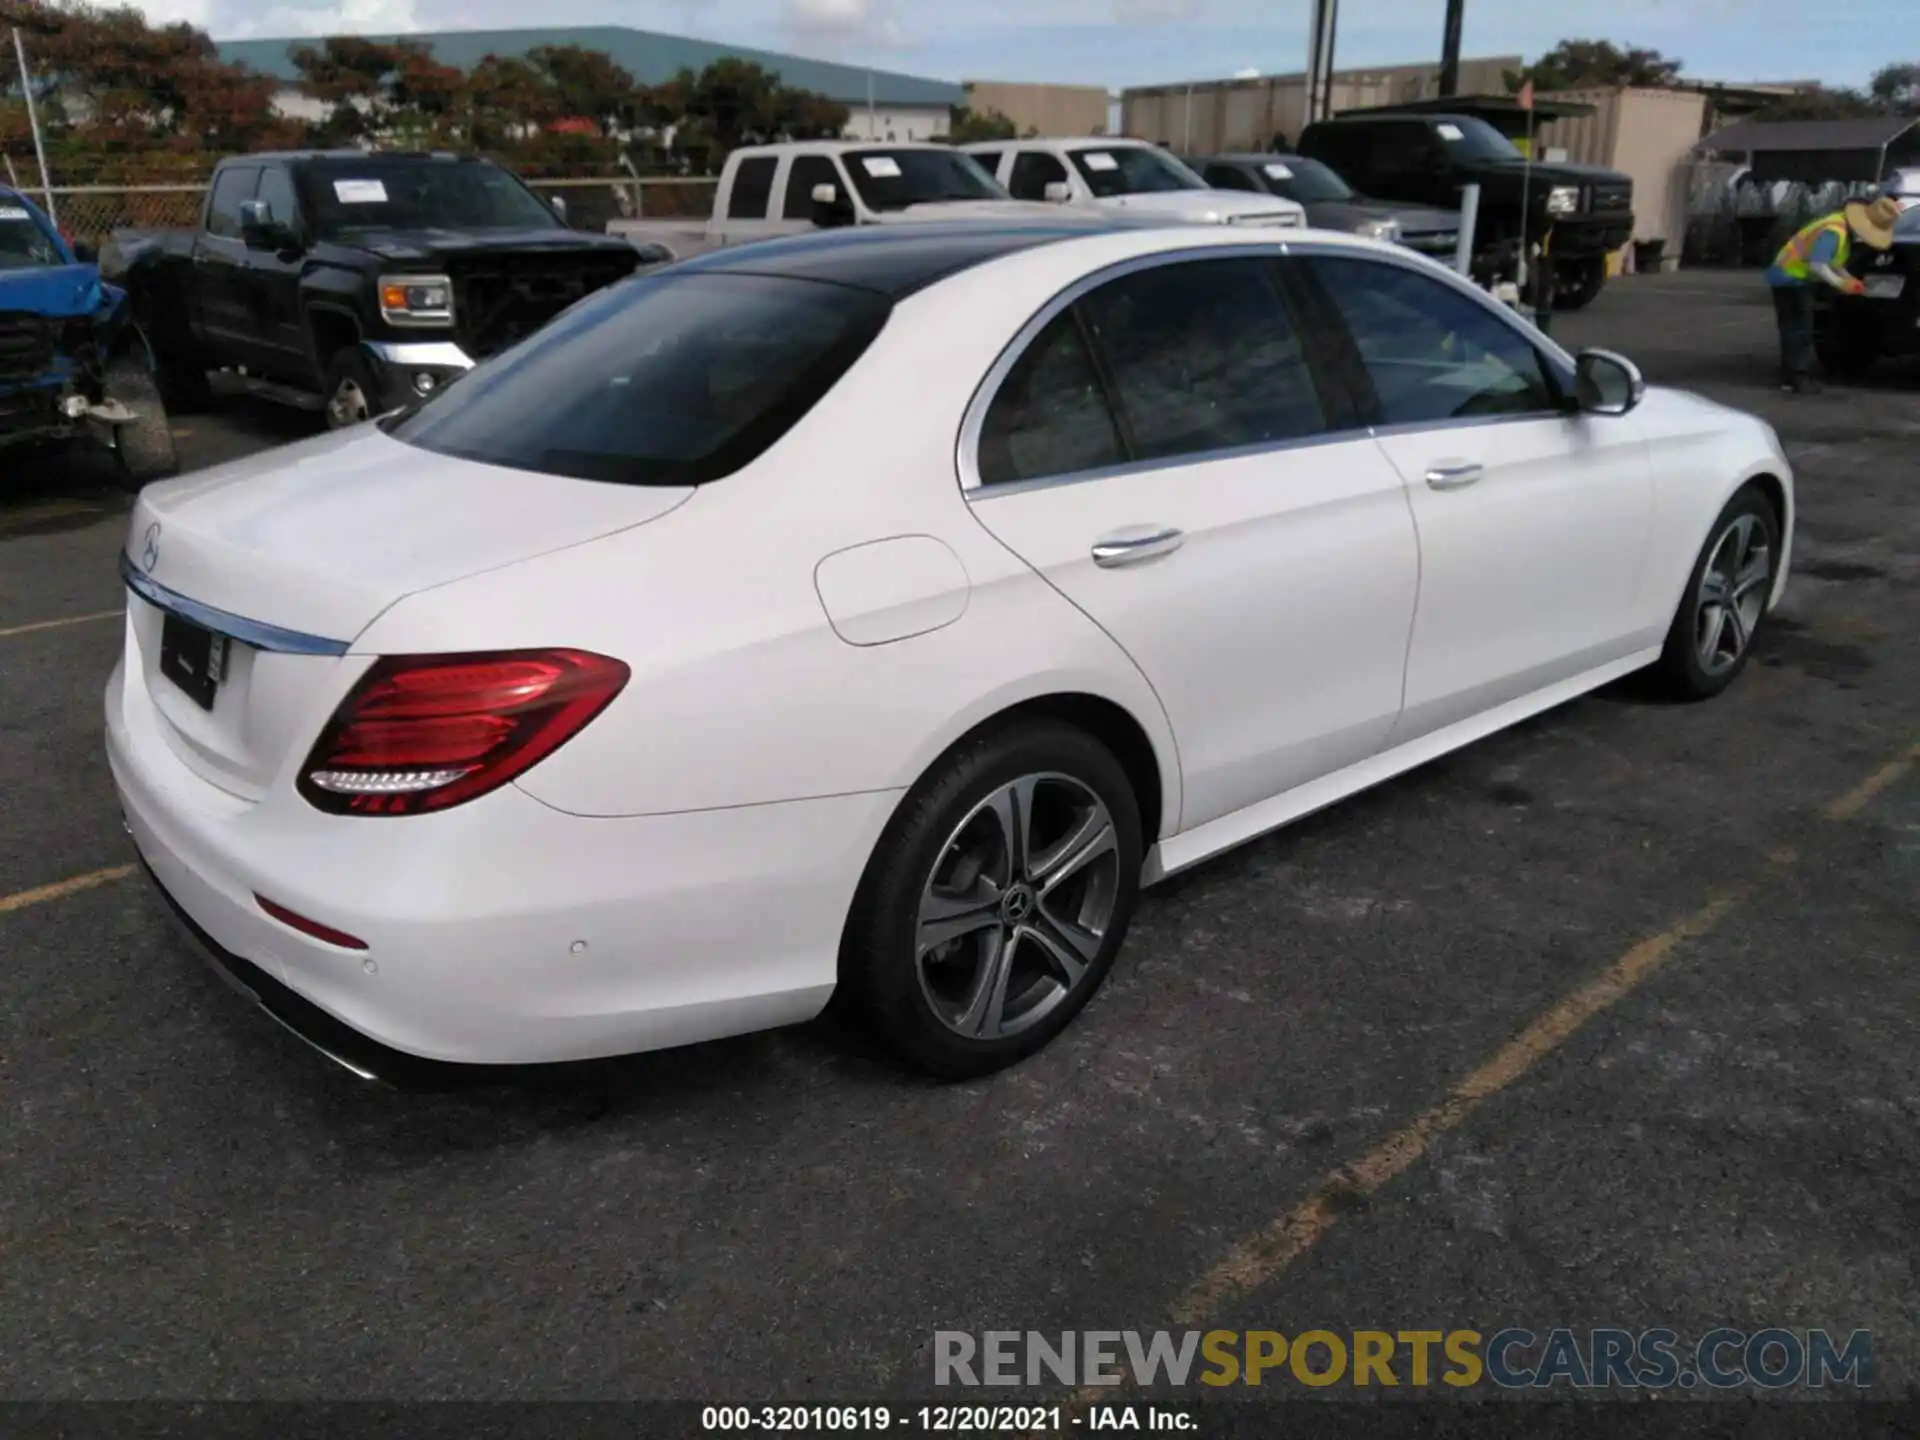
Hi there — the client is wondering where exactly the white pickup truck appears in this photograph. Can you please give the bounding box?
[608,141,1069,260]
[963,137,1306,229]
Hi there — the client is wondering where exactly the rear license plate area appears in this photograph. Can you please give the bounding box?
[1864,275,1905,299]
[159,612,228,712]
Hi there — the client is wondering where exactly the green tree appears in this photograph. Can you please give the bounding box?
[1753,86,1882,122]
[948,104,1016,143]
[643,59,848,171]
[526,45,638,139]
[1868,61,1920,115]
[1507,39,1684,93]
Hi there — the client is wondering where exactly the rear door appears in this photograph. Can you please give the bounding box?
[963,253,1420,832]
[191,164,258,354]
[714,154,781,246]
[1297,251,1654,741]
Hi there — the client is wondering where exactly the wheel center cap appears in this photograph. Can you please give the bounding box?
[1001,885,1035,923]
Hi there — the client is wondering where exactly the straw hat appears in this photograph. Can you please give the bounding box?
[1844,195,1901,250]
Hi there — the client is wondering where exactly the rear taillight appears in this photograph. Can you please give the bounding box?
[297,649,630,816]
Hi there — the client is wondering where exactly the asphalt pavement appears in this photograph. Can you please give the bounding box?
[0,270,1915,1414]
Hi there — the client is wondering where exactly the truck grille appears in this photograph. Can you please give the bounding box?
[1590,184,1632,216]
[0,313,57,384]
[449,253,641,359]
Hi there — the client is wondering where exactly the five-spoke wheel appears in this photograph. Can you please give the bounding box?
[1652,484,1780,700]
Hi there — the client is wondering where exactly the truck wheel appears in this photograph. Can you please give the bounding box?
[105,355,180,491]
[323,348,381,430]
[1551,257,1607,311]
[1816,328,1880,380]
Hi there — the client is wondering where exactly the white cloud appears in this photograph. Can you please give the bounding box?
[123,0,217,25]
[784,0,907,48]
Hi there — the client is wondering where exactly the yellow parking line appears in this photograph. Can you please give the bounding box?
[0,864,135,917]
[0,609,122,640]
[1824,742,1920,821]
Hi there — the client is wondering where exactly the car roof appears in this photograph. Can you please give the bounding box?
[228,150,496,165]
[1206,152,1309,163]
[732,141,957,157]
[961,137,1153,151]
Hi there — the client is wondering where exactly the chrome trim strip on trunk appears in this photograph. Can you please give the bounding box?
[119,551,352,657]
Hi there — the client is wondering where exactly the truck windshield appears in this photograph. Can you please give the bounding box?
[1069,146,1206,198]
[0,201,62,269]
[1262,157,1354,203]
[388,272,891,487]
[1433,118,1526,162]
[844,150,1006,211]
[299,160,562,237]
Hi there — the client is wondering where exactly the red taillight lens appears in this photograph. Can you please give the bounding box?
[297,649,630,816]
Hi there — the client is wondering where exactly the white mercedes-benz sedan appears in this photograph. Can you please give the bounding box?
[106,219,1794,1083]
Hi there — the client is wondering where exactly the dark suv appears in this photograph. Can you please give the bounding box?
[1299,113,1634,310]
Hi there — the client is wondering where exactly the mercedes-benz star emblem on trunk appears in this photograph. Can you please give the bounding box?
[141,522,161,574]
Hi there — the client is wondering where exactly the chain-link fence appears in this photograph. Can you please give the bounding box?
[1682,163,1887,269]
[7,174,719,245]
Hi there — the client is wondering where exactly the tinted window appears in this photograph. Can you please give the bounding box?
[783,155,842,218]
[1204,165,1258,192]
[1079,258,1327,461]
[1432,117,1524,161]
[254,166,299,229]
[1263,157,1353,203]
[970,150,1005,179]
[0,198,61,269]
[205,166,258,239]
[1069,146,1206,198]
[978,312,1125,486]
[300,159,558,237]
[1308,256,1558,424]
[389,273,890,486]
[729,157,777,219]
[844,149,1004,211]
[1008,151,1070,201]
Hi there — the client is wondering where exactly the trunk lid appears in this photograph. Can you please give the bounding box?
[123,424,691,799]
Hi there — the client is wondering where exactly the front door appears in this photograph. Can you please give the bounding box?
[963,254,1421,833]
[191,164,258,357]
[1298,253,1654,741]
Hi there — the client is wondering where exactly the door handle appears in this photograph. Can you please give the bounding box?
[1424,461,1485,491]
[1091,526,1184,567]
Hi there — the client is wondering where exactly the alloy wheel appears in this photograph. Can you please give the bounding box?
[1694,513,1772,675]
[915,773,1122,1041]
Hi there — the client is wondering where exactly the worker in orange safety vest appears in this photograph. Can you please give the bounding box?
[1766,195,1899,393]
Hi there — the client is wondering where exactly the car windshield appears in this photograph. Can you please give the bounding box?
[388,272,892,486]
[1432,117,1526,162]
[845,149,1006,211]
[1258,157,1354,203]
[299,159,561,237]
[0,201,62,269]
[1897,205,1920,239]
[1069,146,1206,198]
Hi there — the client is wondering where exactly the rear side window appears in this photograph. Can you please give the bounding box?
[1305,256,1557,424]
[978,312,1125,486]
[783,155,842,218]
[205,166,258,238]
[389,273,891,486]
[729,157,777,220]
[1078,257,1327,461]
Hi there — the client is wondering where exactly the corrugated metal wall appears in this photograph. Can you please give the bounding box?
[1538,87,1708,251]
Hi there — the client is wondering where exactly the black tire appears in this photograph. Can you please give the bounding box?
[104,354,179,491]
[322,347,382,429]
[839,720,1144,1079]
[1551,257,1607,311]
[154,351,214,413]
[1815,332,1879,380]
[1646,485,1781,701]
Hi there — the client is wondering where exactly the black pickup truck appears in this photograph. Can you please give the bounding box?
[104,151,645,427]
[1816,202,1920,378]
[1299,113,1634,310]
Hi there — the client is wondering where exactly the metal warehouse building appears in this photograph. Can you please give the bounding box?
[216,25,965,143]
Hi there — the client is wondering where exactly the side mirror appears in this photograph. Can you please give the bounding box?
[1043,181,1072,204]
[809,182,854,228]
[550,194,568,223]
[1574,348,1645,416]
[238,199,297,252]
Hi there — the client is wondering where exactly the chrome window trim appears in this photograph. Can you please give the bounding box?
[956,240,1578,499]
[120,552,351,657]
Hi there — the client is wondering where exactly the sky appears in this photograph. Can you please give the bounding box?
[122,0,1902,93]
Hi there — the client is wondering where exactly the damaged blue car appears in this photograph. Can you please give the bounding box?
[1,186,176,487]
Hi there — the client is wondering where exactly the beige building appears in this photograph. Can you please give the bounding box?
[1119,56,1520,154]
[964,81,1113,137]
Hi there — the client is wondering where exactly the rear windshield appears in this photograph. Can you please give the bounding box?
[388,272,892,486]
[844,149,1005,211]
[0,200,61,269]
[298,159,561,237]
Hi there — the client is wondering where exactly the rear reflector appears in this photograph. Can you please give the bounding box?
[255,894,369,951]
[297,648,630,817]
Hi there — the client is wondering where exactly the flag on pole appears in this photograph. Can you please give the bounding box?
[1517,79,1535,111]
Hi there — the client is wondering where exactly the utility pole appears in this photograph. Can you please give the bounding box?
[10,25,55,223]
[1304,0,1338,126]
[1437,0,1465,97]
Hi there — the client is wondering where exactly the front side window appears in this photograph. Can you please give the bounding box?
[1306,255,1558,425]
[844,149,1004,212]
[0,199,61,268]
[389,272,891,486]
[1007,151,1070,201]
[205,166,258,239]
[729,157,777,220]
[782,155,842,218]
[299,160,560,238]
[977,312,1125,486]
[1077,258,1328,461]
[1069,146,1206,198]
[253,167,299,230]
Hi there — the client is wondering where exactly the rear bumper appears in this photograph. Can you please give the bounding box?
[1819,292,1920,355]
[105,635,900,1075]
